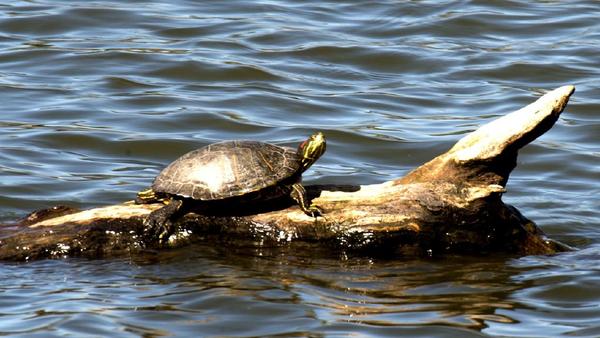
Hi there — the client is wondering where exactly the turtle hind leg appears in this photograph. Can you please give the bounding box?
[135,188,159,204]
[290,183,323,217]
[143,198,184,244]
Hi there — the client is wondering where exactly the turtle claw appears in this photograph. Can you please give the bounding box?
[142,213,174,245]
[141,199,183,245]
[290,183,324,218]
[306,204,323,218]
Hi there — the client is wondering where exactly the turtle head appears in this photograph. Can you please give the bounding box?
[298,132,326,171]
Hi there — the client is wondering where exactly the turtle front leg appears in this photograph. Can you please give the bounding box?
[290,183,323,217]
[143,198,184,244]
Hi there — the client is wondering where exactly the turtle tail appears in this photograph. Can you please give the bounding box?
[135,188,162,204]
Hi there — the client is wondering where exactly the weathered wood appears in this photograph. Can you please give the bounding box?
[0,86,575,261]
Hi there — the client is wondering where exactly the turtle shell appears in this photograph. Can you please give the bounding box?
[152,140,302,200]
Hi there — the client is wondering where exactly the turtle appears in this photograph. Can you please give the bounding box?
[136,132,326,243]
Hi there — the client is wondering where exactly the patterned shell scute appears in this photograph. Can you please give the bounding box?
[152,140,302,200]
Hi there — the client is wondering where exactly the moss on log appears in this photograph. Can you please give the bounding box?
[0,86,575,261]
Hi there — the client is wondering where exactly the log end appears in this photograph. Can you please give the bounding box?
[399,85,575,186]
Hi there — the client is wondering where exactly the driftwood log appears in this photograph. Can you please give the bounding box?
[0,85,575,261]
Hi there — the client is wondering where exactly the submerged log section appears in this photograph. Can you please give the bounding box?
[0,86,575,260]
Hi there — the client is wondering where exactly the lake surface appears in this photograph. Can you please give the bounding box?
[1,0,599,337]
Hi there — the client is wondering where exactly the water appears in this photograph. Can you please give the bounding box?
[1,0,599,337]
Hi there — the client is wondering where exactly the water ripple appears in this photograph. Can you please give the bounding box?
[1,0,600,337]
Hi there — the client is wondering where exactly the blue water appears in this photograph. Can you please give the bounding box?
[1,1,599,337]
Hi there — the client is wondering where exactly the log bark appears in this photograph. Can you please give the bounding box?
[0,86,575,261]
